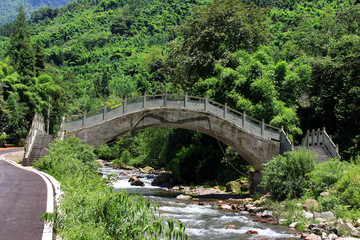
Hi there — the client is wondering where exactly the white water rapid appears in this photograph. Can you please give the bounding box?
[100,166,297,240]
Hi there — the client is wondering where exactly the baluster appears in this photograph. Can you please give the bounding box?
[204,97,208,111]
[143,92,146,109]
[83,110,87,127]
[124,97,127,114]
[242,111,246,128]
[103,104,107,121]
[184,92,188,108]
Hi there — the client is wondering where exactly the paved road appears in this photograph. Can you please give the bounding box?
[0,149,47,240]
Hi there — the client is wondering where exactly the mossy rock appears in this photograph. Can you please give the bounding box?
[226,181,242,193]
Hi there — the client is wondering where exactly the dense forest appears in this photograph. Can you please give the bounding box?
[0,0,359,184]
[0,0,75,26]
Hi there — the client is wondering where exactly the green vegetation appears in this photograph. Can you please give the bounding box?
[0,0,74,26]
[1,0,360,234]
[35,137,187,239]
[261,151,360,233]
[261,148,317,200]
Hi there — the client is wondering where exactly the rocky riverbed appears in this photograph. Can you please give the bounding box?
[99,162,360,240]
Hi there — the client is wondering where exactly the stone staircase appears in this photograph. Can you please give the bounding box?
[23,132,56,166]
[294,145,332,163]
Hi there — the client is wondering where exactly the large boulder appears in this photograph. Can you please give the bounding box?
[139,166,155,174]
[226,181,242,193]
[128,176,144,187]
[151,173,177,187]
[303,199,319,211]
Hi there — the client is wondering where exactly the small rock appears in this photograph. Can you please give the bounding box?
[303,199,319,211]
[214,186,220,191]
[337,238,360,240]
[289,221,299,228]
[198,202,204,206]
[303,210,314,219]
[261,210,273,218]
[96,159,105,164]
[319,222,328,228]
[320,190,330,197]
[139,166,155,173]
[329,226,339,235]
[128,176,140,182]
[278,219,287,225]
[130,180,145,186]
[337,218,346,226]
[252,207,265,213]
[246,230,259,234]
[314,218,326,223]
[347,222,357,231]
[172,186,180,191]
[176,194,192,200]
[304,233,321,240]
[322,232,328,239]
[302,233,311,238]
[296,203,302,208]
[352,230,360,237]
[253,200,262,206]
[356,219,360,228]
[220,204,232,210]
[346,218,354,224]
[328,233,338,240]
[245,204,255,211]
[225,225,239,230]
[313,227,323,235]
[321,211,336,220]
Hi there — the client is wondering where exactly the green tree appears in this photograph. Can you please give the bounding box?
[6,5,35,81]
[33,40,45,77]
[94,71,110,99]
[166,0,269,88]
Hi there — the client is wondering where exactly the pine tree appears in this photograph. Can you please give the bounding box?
[34,40,45,77]
[6,5,35,82]
[94,71,110,99]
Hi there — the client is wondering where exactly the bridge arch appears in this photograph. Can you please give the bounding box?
[61,94,291,171]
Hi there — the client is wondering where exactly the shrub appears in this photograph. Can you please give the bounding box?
[94,144,117,160]
[334,165,360,209]
[261,148,317,200]
[35,137,187,239]
[307,158,350,197]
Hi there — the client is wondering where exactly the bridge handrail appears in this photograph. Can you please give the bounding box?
[62,93,291,148]
[24,113,45,159]
[302,128,340,159]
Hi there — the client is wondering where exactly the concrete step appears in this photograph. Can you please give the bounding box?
[23,133,56,166]
[294,145,331,163]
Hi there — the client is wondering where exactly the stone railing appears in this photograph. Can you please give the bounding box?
[62,93,292,147]
[302,128,340,159]
[24,113,45,159]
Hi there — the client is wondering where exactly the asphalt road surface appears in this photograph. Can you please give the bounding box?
[0,149,47,240]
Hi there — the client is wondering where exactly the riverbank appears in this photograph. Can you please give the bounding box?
[108,163,360,240]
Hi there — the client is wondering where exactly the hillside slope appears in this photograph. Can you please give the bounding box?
[0,0,74,25]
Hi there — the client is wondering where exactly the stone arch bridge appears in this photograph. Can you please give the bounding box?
[24,94,339,171]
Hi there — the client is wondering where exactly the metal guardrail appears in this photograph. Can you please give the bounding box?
[302,127,340,159]
[24,113,46,159]
[61,93,293,149]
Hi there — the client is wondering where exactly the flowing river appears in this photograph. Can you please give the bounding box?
[100,166,297,240]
